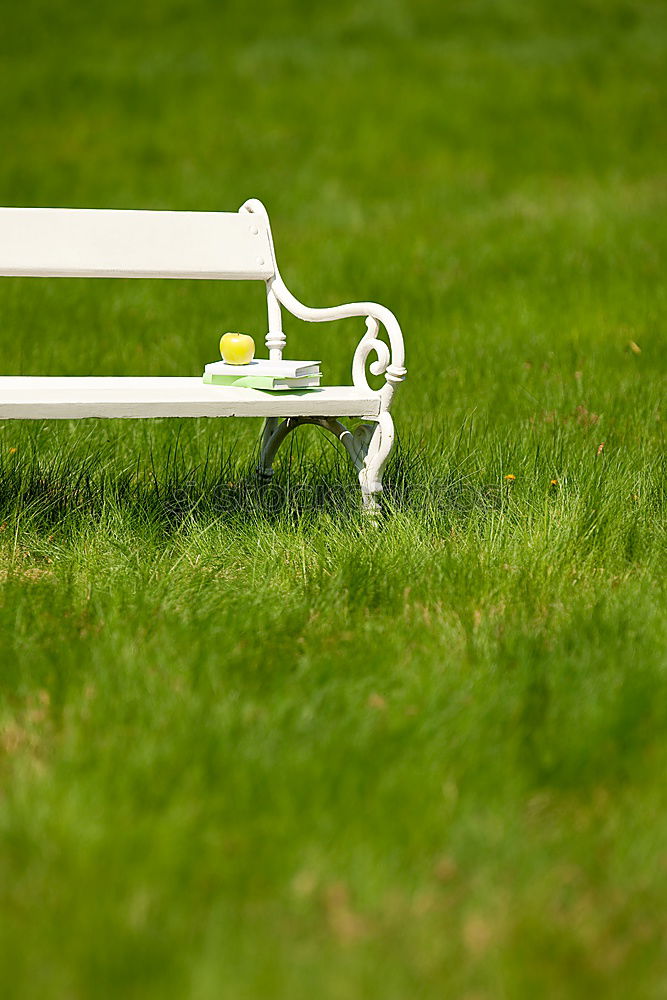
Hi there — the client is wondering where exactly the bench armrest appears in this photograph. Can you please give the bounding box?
[240,199,406,413]
[272,276,407,410]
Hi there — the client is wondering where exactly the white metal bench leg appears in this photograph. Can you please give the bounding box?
[357,412,394,512]
[259,417,280,477]
[258,414,395,512]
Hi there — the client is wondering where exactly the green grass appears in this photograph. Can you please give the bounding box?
[1,1,666,996]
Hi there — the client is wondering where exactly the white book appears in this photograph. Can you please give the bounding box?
[204,359,321,378]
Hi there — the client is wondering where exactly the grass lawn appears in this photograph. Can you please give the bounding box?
[0,1,666,996]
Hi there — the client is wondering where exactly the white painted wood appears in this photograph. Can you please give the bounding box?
[0,208,274,280]
[0,378,380,420]
[0,197,407,508]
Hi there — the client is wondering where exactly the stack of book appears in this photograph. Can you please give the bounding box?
[202,358,321,391]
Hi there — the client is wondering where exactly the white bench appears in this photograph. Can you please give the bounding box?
[0,198,406,510]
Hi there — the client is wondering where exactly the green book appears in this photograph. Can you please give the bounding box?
[203,373,321,391]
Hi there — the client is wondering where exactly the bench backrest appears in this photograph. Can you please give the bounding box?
[0,207,275,281]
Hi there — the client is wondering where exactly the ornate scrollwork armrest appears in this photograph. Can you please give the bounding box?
[352,317,407,407]
[240,198,406,412]
[271,277,407,409]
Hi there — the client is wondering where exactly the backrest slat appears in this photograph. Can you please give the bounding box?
[0,208,275,280]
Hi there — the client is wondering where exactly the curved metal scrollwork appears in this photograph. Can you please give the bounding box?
[352,317,389,384]
[258,413,394,514]
[352,317,407,409]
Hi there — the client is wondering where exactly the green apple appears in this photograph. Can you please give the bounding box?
[219,332,255,365]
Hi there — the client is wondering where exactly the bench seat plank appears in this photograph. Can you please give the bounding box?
[0,377,380,420]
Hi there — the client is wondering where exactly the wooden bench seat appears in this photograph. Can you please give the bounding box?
[0,377,380,420]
